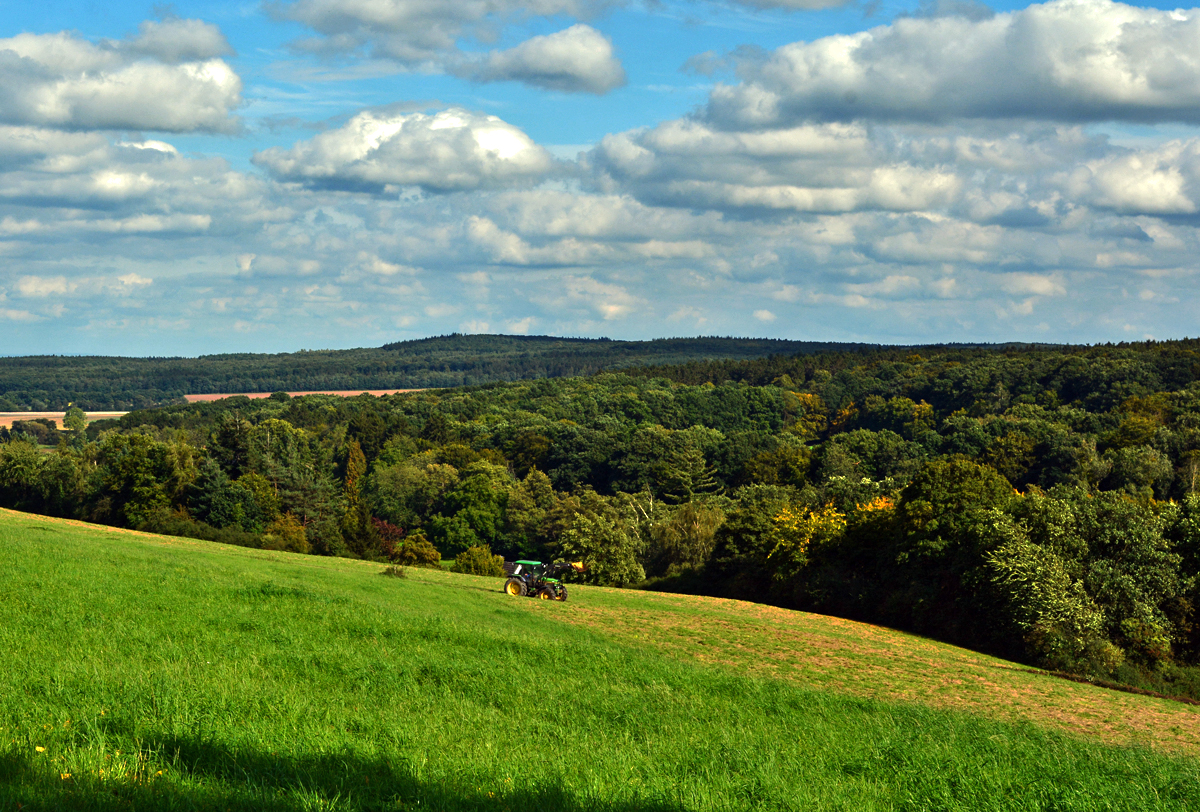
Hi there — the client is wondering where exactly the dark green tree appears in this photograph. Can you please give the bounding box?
[210,412,252,478]
[340,440,381,558]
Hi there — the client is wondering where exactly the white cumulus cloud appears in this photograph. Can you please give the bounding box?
[126,18,234,63]
[544,275,639,320]
[16,276,70,297]
[270,0,601,60]
[1000,273,1066,296]
[253,108,557,194]
[1063,139,1200,214]
[459,25,625,94]
[0,26,242,132]
[706,0,1200,128]
[0,129,286,271]
[269,0,624,92]
[589,118,963,214]
[468,216,612,265]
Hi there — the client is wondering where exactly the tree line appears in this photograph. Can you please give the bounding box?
[0,334,856,410]
[5,340,1200,698]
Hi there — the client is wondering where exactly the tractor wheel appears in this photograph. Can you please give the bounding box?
[556,585,568,602]
[537,586,555,600]
[503,578,527,597]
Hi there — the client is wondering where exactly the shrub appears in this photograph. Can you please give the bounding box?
[371,517,405,559]
[262,512,311,554]
[306,516,347,557]
[380,565,406,578]
[394,531,442,568]
[451,545,506,576]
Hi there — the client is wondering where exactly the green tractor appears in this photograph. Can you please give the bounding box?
[503,560,585,601]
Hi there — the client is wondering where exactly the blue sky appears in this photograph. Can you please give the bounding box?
[2,0,1200,355]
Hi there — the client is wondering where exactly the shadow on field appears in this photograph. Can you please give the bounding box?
[0,735,687,812]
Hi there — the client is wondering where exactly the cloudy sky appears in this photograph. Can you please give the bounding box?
[2,0,1200,355]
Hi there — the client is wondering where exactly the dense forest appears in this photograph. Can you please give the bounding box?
[0,334,874,410]
[6,339,1200,699]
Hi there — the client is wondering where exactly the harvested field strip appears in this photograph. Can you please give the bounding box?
[506,586,1200,754]
[183,389,422,402]
[0,411,126,428]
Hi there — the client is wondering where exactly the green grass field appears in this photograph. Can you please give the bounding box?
[3,509,1200,811]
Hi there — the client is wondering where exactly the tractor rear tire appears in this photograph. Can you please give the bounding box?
[504,578,527,597]
[537,586,555,600]
[556,585,568,602]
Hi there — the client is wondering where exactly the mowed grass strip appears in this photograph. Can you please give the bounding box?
[524,591,1200,754]
[1,509,1197,811]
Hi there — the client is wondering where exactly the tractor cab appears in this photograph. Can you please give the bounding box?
[509,560,544,578]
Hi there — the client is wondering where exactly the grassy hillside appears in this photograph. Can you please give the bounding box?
[0,334,870,411]
[2,509,1199,811]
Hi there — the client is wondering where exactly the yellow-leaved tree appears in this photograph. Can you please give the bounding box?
[766,503,847,583]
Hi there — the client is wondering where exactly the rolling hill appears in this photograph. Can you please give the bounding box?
[2,507,1198,811]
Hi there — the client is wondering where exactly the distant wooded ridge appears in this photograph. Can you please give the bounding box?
[0,333,1022,411]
